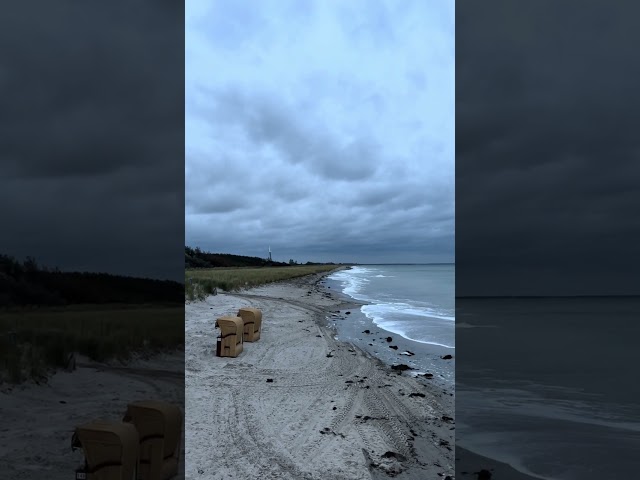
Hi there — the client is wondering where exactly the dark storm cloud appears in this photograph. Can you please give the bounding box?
[456,0,640,295]
[0,1,184,280]
[195,88,379,182]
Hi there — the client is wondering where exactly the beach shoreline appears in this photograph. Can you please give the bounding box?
[320,271,455,391]
[185,270,455,479]
[455,446,545,480]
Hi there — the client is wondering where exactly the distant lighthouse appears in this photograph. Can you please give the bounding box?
[268,246,272,262]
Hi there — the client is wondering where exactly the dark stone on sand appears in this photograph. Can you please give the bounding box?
[332,406,337,410]
[381,451,406,462]
[408,392,426,398]
[406,350,415,355]
[345,380,354,383]
[441,354,453,360]
[369,343,373,346]
[266,379,273,383]
[420,373,434,378]
[326,353,333,358]
[474,470,492,480]
[445,477,453,480]
[391,364,414,371]
[389,345,398,350]
[442,415,454,422]
[345,311,350,314]
[363,329,370,334]
[386,336,393,342]
[316,335,322,337]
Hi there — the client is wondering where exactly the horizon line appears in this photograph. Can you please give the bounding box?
[456,294,640,299]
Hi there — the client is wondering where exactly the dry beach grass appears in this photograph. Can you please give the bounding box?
[185,264,339,300]
[0,305,183,384]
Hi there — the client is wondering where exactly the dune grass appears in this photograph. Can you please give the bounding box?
[185,265,341,301]
[0,305,183,384]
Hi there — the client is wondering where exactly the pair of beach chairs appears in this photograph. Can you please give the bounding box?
[72,400,182,480]
[215,307,263,358]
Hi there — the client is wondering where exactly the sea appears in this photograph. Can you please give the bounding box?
[325,264,455,385]
[456,297,640,480]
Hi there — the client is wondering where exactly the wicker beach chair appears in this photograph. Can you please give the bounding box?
[237,307,262,342]
[215,316,244,357]
[123,400,183,480]
[72,421,139,480]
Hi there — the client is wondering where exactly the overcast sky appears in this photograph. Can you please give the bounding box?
[186,0,455,264]
[456,0,640,295]
[0,1,184,281]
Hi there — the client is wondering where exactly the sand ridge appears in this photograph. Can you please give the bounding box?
[186,273,454,479]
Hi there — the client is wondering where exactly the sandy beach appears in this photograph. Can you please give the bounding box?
[185,272,454,480]
[0,351,185,479]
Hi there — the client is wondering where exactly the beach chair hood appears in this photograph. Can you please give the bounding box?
[73,421,139,480]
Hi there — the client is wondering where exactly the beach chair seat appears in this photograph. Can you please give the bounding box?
[123,400,183,480]
[72,421,139,480]
[237,307,262,342]
[215,316,244,357]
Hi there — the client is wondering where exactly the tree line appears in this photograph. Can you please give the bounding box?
[185,246,330,269]
[0,254,183,306]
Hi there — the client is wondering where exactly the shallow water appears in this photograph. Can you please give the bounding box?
[456,297,640,479]
[325,265,455,388]
[328,265,454,348]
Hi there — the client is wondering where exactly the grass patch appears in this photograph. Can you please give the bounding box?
[0,305,183,384]
[185,265,341,301]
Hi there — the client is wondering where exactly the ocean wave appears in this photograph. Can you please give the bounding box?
[330,266,455,348]
[328,267,374,301]
[457,385,640,433]
[361,303,455,348]
[456,322,497,329]
[363,302,455,322]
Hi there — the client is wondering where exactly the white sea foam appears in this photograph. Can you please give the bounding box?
[363,302,454,322]
[328,267,374,301]
[361,304,454,348]
[456,322,497,329]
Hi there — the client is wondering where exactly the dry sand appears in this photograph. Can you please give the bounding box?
[186,272,454,480]
[0,351,185,479]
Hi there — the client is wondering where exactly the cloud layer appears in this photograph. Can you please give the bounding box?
[456,0,640,295]
[186,0,455,264]
[0,1,184,280]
